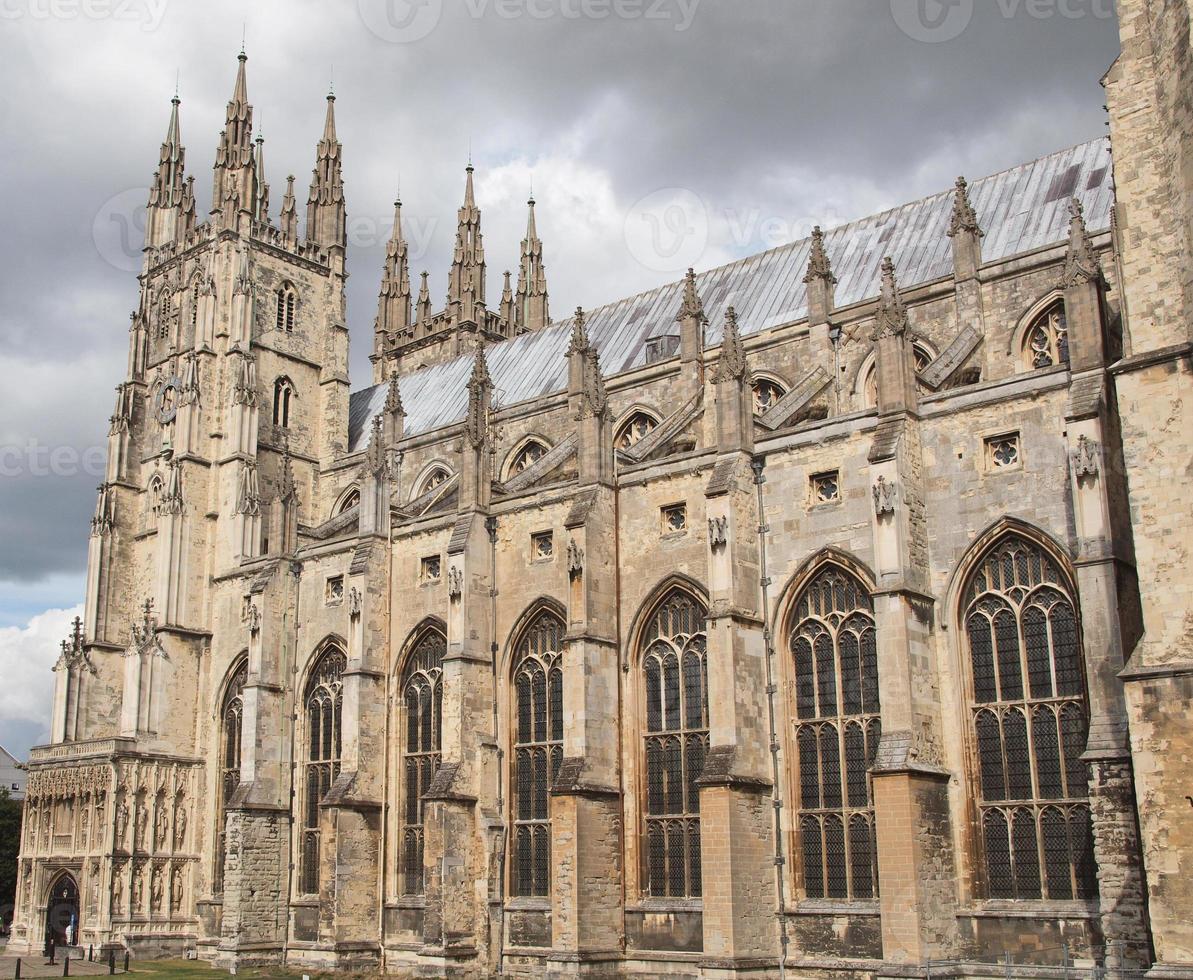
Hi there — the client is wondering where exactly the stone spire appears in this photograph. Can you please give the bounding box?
[447,165,486,325]
[376,198,412,340]
[804,226,838,327]
[416,271,432,326]
[252,126,270,225]
[280,175,298,244]
[212,52,255,226]
[713,306,747,383]
[500,270,514,324]
[146,93,188,248]
[676,267,707,396]
[872,256,909,340]
[306,92,346,250]
[676,266,708,326]
[947,176,984,281]
[568,305,591,356]
[1060,197,1101,288]
[515,194,549,331]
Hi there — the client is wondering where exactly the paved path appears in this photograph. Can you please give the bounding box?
[0,951,127,978]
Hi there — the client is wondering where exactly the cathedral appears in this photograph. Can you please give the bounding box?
[10,1,1193,976]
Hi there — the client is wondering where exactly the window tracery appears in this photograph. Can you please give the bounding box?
[300,647,345,895]
[213,659,246,895]
[963,534,1096,900]
[641,589,708,898]
[789,565,880,900]
[400,628,443,895]
[511,610,565,897]
[1023,302,1069,369]
[616,412,660,450]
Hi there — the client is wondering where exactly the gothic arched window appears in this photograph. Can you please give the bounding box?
[511,609,565,897]
[276,284,297,332]
[273,377,294,429]
[1023,301,1069,370]
[417,467,450,498]
[789,565,880,900]
[962,534,1096,900]
[300,646,345,895]
[509,439,549,477]
[752,376,786,415]
[336,487,360,515]
[616,411,659,451]
[399,627,444,895]
[213,658,247,894]
[641,588,708,898]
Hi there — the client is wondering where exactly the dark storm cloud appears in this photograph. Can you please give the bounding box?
[0,0,1119,598]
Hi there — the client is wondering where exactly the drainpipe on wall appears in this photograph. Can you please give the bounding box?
[486,515,507,975]
[752,455,789,980]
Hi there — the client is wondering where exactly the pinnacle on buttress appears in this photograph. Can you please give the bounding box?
[464,334,493,450]
[947,176,983,239]
[568,306,591,355]
[515,194,550,332]
[306,91,346,250]
[500,270,514,324]
[385,371,404,417]
[713,305,747,383]
[1060,196,1101,288]
[803,226,837,285]
[676,267,708,324]
[872,256,909,339]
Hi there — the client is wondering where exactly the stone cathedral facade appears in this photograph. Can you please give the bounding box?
[10,2,1193,977]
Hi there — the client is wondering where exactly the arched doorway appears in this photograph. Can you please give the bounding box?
[46,873,79,947]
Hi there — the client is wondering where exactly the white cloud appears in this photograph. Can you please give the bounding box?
[0,605,82,754]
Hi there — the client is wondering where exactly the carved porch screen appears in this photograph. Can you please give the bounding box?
[511,610,564,897]
[300,647,345,896]
[962,535,1097,900]
[213,658,247,894]
[399,627,444,896]
[641,588,708,898]
[789,565,881,900]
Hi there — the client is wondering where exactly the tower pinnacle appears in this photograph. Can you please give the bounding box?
[515,194,549,332]
[447,164,486,325]
[306,91,346,250]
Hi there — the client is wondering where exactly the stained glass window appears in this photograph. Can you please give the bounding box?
[963,535,1097,900]
[789,566,880,900]
[641,589,708,898]
[400,628,444,895]
[213,658,247,894]
[511,610,565,898]
[300,647,345,895]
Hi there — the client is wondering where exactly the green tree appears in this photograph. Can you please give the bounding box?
[0,787,22,930]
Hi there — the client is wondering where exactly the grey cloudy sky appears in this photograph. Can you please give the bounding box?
[0,0,1120,756]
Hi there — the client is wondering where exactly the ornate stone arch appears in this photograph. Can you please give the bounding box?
[333,483,361,517]
[1006,289,1067,361]
[501,434,553,482]
[627,576,710,899]
[297,638,347,895]
[409,460,454,502]
[772,548,878,640]
[948,518,1096,902]
[212,652,248,894]
[613,404,663,451]
[504,598,568,897]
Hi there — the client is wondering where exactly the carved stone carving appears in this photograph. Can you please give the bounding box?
[348,586,363,617]
[708,515,729,549]
[872,475,897,515]
[1072,434,1100,479]
[567,538,584,579]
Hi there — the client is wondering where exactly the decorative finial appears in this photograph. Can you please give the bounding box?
[947,176,983,239]
[569,306,590,355]
[676,267,708,324]
[713,306,746,382]
[804,225,837,285]
[872,256,909,339]
[239,23,246,57]
[173,70,180,102]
